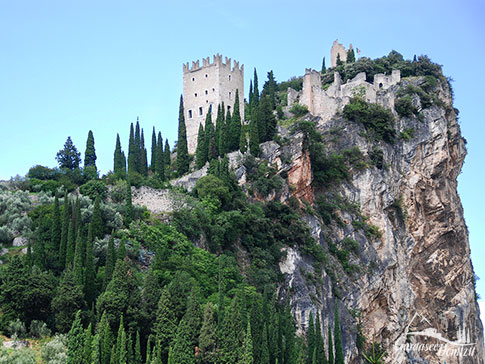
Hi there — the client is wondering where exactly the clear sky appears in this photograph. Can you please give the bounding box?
[0,0,484,303]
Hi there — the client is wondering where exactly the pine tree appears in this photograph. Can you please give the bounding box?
[195,123,206,169]
[92,196,103,240]
[260,95,276,141]
[307,311,315,364]
[74,197,82,240]
[134,119,141,174]
[50,192,61,265]
[65,220,75,269]
[321,57,326,74]
[59,195,70,269]
[164,139,171,166]
[99,312,113,364]
[83,323,93,364]
[135,331,142,364]
[205,108,217,161]
[117,239,126,261]
[334,303,344,364]
[128,123,137,175]
[114,134,126,178]
[199,303,217,364]
[239,320,254,364]
[84,223,96,307]
[171,316,195,364]
[104,236,115,288]
[67,311,84,364]
[156,132,165,180]
[176,95,189,176]
[328,327,334,364]
[229,89,242,151]
[151,127,157,172]
[84,130,97,176]
[140,129,148,176]
[315,313,326,364]
[56,136,82,170]
[73,231,83,286]
[260,323,270,364]
[347,48,356,63]
[125,181,133,226]
[115,315,127,364]
[153,288,177,363]
[253,68,260,107]
[249,119,260,157]
[262,71,277,110]
[248,80,253,119]
[336,53,343,66]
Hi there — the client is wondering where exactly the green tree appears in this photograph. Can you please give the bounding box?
[171,316,195,364]
[59,195,70,269]
[104,236,115,288]
[92,196,103,240]
[347,48,356,63]
[164,139,171,166]
[52,270,86,333]
[307,311,315,364]
[262,71,277,110]
[135,331,142,364]
[50,192,61,265]
[84,323,94,364]
[260,323,270,364]
[252,68,259,107]
[128,123,137,175]
[151,127,157,172]
[229,89,242,151]
[259,95,277,141]
[140,129,148,176]
[314,313,326,364]
[65,221,75,269]
[336,53,343,66]
[328,326,334,364]
[56,136,81,170]
[176,95,189,176]
[153,288,176,363]
[114,315,127,364]
[321,57,326,73]
[125,181,133,226]
[238,321,253,364]
[205,108,217,161]
[249,119,260,157]
[199,303,217,364]
[195,123,207,169]
[73,231,84,286]
[114,134,126,178]
[67,311,84,364]
[134,120,141,174]
[334,303,344,364]
[156,132,165,180]
[84,130,97,177]
[84,224,96,307]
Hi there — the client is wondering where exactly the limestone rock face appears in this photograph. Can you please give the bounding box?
[277,77,484,364]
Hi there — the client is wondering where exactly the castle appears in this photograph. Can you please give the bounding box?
[330,39,352,68]
[183,54,244,154]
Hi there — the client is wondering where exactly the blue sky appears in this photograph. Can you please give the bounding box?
[0,0,484,303]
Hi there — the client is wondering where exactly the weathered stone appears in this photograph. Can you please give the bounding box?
[12,236,27,247]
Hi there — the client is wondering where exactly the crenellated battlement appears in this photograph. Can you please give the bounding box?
[183,53,244,74]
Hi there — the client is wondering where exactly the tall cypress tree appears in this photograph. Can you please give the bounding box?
[205,108,217,162]
[125,181,133,226]
[328,326,334,364]
[73,231,84,286]
[115,315,127,364]
[253,68,259,107]
[260,95,277,142]
[321,57,326,74]
[104,236,115,289]
[239,320,254,364]
[151,127,157,172]
[334,303,344,364]
[114,134,126,178]
[156,132,165,180]
[260,323,270,364]
[262,71,277,110]
[135,331,142,364]
[229,89,242,151]
[307,311,315,364]
[315,313,326,364]
[164,139,171,166]
[215,104,223,157]
[91,196,103,240]
[127,123,136,175]
[249,119,260,157]
[248,80,253,119]
[84,223,96,307]
[84,130,97,174]
[195,124,206,169]
[65,220,75,269]
[74,197,82,238]
[171,317,195,364]
[199,303,217,364]
[83,323,93,364]
[176,95,189,176]
[218,109,227,156]
[135,118,141,174]
[140,129,148,176]
[51,192,61,264]
[153,288,177,363]
[347,48,355,63]
[59,195,70,269]
[67,311,84,364]
[98,312,112,364]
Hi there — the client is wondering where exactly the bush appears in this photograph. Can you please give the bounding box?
[110,179,127,203]
[41,335,68,364]
[27,165,56,180]
[343,97,395,143]
[395,95,417,117]
[80,180,108,201]
[289,103,309,117]
[0,347,36,364]
[0,226,13,243]
[8,319,26,339]
[277,77,303,92]
[369,147,384,169]
[29,320,51,338]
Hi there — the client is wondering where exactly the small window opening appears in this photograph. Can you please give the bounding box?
[192,77,195,81]
[199,107,203,116]
[194,93,198,97]
[205,74,208,78]
[188,110,193,118]
[229,91,232,99]
[228,75,231,81]
[205,90,208,95]
[379,83,383,89]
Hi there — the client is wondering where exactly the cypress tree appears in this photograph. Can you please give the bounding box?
[140,129,148,176]
[215,104,223,157]
[315,313,326,364]
[336,53,343,66]
[218,111,227,156]
[84,130,97,173]
[260,95,276,141]
[239,127,247,153]
[153,288,177,363]
[205,108,217,162]
[176,95,189,176]
[185,289,202,347]
[83,323,93,364]
[249,119,260,157]
[156,132,165,180]
[347,48,356,63]
[239,320,254,364]
[248,80,253,119]
[65,220,75,269]
[262,71,277,110]
[51,192,61,264]
[125,181,133,226]
[229,89,242,151]
[99,312,113,364]
[128,123,136,175]
[164,139,171,166]
[67,311,84,364]
[260,323,270,364]
[307,311,315,364]
[219,298,240,364]
[334,303,344,364]
[84,223,96,307]
[199,303,217,364]
[104,236,115,288]
[25,241,33,270]
[59,195,70,268]
[74,197,82,239]
[117,239,126,261]
[321,57,326,73]
[134,119,141,173]
[92,196,103,240]
[115,315,127,364]
[151,127,157,172]
[114,134,126,178]
[253,68,259,106]
[127,332,134,364]
[135,331,142,364]
[33,239,46,270]
[195,123,206,169]
[171,316,195,364]
[73,231,83,286]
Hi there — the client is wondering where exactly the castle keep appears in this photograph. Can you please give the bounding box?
[183,54,244,154]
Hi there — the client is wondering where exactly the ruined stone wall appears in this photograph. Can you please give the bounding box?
[330,39,350,68]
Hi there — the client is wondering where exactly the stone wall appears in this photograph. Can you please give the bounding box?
[330,39,351,68]
[183,54,244,154]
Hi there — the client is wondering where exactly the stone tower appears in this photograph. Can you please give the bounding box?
[330,39,352,68]
[182,54,244,154]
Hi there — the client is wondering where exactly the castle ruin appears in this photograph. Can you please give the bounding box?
[330,39,352,68]
[183,54,244,154]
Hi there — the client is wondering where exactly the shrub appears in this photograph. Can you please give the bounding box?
[27,165,56,180]
[0,347,36,364]
[110,179,127,203]
[395,95,417,117]
[277,77,303,92]
[41,335,68,364]
[0,226,13,243]
[29,320,51,338]
[369,147,384,169]
[8,319,26,339]
[80,180,108,201]
[289,103,309,117]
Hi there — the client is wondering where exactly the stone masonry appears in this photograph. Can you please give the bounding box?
[183,54,244,154]
[330,39,352,68]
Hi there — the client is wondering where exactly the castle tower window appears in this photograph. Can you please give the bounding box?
[379,83,383,89]
[227,105,231,112]
[205,74,208,78]
[205,90,208,95]
[228,75,231,81]
[229,91,232,99]
[206,100,208,103]
[212,88,215,92]
[192,77,195,82]
[199,107,203,116]
[188,110,193,119]
[195,93,198,97]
